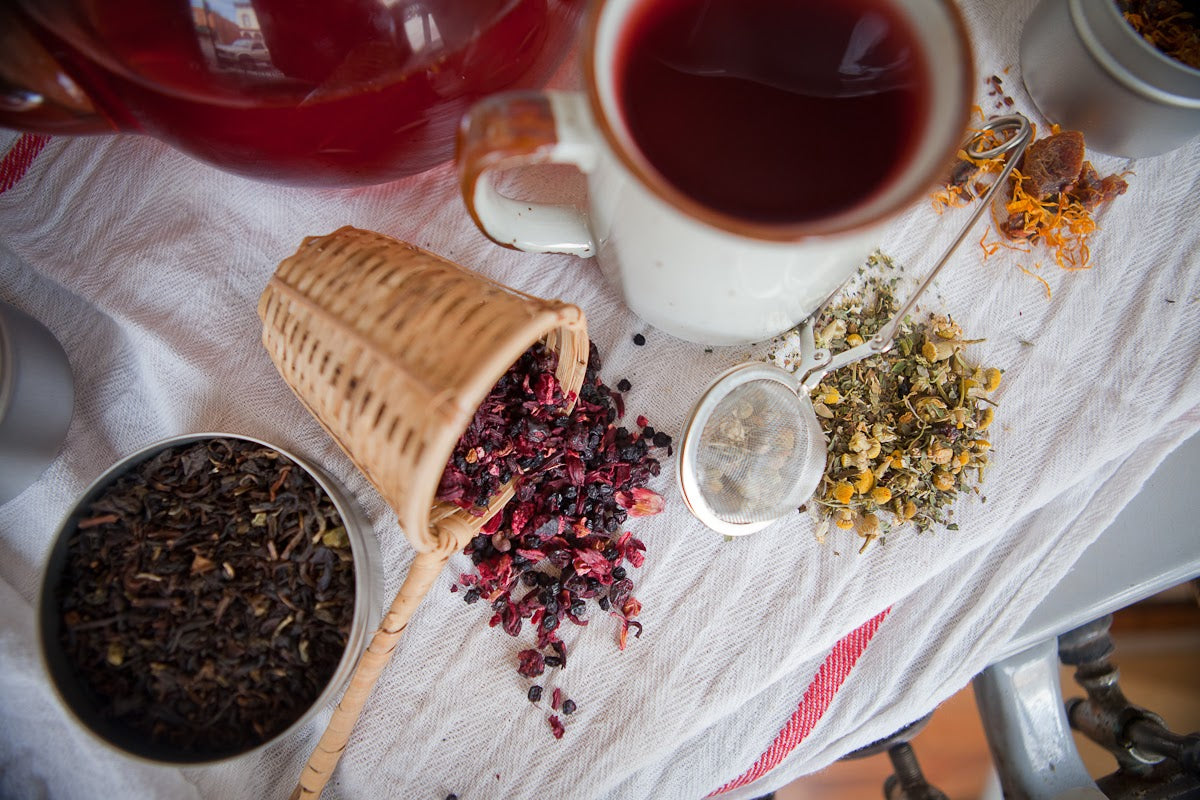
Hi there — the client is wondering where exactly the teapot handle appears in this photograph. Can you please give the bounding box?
[0,5,113,135]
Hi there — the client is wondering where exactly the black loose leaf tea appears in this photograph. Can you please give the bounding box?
[55,437,356,758]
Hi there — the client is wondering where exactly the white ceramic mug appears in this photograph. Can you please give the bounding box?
[458,0,973,345]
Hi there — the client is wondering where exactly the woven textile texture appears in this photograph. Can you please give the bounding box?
[2,1,1199,798]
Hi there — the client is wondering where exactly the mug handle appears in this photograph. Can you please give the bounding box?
[457,90,598,258]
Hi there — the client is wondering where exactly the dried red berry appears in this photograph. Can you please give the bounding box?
[517,649,545,678]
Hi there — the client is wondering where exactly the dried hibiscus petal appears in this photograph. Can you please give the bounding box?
[572,548,611,579]
[616,487,665,517]
[548,714,565,739]
[616,617,644,651]
[550,640,568,669]
[616,532,646,568]
[608,578,634,609]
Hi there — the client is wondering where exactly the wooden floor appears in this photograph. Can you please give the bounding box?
[776,589,1200,800]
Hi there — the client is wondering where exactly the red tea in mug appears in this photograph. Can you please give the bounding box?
[616,0,931,224]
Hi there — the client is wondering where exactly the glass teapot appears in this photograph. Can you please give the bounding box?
[0,0,582,186]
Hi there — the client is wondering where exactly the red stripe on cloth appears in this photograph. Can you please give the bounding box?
[0,134,51,195]
[708,607,891,796]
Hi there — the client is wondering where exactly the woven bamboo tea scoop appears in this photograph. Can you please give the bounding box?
[677,114,1033,536]
[258,227,589,799]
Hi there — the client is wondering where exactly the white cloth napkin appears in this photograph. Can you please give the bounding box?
[3,1,1199,798]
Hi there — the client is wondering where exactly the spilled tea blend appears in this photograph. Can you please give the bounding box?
[441,341,668,736]
[768,255,1000,550]
[55,437,355,758]
[436,342,571,512]
[811,264,998,548]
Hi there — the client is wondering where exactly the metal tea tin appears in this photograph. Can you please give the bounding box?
[37,433,383,765]
[1021,0,1200,158]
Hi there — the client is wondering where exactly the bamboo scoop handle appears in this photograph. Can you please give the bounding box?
[291,531,463,799]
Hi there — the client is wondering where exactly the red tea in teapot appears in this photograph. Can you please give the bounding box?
[616,0,930,224]
[6,0,580,186]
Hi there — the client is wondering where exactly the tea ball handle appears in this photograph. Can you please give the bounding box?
[458,91,599,258]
